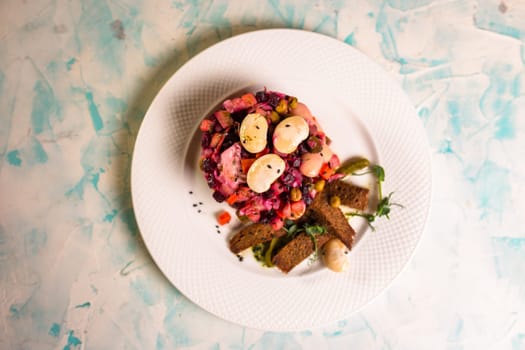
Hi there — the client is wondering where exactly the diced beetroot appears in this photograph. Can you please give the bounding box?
[328,154,340,169]
[214,110,233,129]
[262,199,274,211]
[217,143,243,194]
[223,99,235,113]
[200,118,215,132]
[255,90,268,102]
[316,131,327,142]
[262,197,281,211]
[212,127,231,153]
[256,103,273,111]
[201,148,213,158]
[328,173,345,182]
[219,183,236,196]
[241,93,257,107]
[254,107,269,116]
[212,191,226,202]
[223,97,250,113]
[281,168,303,188]
[270,181,285,196]
[240,203,261,223]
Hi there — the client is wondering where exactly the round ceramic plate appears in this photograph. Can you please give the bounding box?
[131,29,431,331]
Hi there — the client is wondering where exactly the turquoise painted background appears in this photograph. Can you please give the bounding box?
[1,0,524,349]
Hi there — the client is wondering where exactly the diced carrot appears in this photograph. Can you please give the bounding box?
[241,93,257,107]
[319,163,335,180]
[217,211,232,225]
[199,118,214,132]
[241,158,255,174]
[226,193,239,205]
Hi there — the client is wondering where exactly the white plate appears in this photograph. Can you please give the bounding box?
[131,29,431,331]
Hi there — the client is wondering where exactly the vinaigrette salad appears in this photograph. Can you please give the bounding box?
[199,89,342,230]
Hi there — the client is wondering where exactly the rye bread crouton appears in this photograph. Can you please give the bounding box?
[326,181,369,211]
[307,190,356,249]
[272,232,333,273]
[229,223,286,254]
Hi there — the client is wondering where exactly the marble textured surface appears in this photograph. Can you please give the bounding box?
[1,0,524,349]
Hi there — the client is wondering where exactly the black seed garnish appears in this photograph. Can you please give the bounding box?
[237,254,244,262]
[189,191,193,194]
[193,204,197,207]
[267,164,272,169]
[277,169,281,174]
[255,125,260,129]
[242,140,246,144]
[199,202,203,205]
[320,152,324,157]
[198,209,202,213]
[344,251,348,254]
[285,124,290,127]
[215,225,219,228]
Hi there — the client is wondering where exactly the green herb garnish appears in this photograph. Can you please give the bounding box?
[303,224,326,254]
[285,221,326,253]
[252,221,327,268]
[264,237,279,267]
[345,164,403,231]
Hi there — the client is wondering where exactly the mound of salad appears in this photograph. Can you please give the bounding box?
[199,89,343,231]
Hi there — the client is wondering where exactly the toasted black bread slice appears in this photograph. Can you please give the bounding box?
[229,223,286,254]
[272,232,333,273]
[307,190,355,249]
[326,180,369,211]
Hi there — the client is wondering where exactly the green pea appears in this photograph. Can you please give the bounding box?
[290,187,302,202]
[275,99,289,114]
[330,195,341,208]
[288,96,298,109]
[314,179,326,192]
[269,111,281,124]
